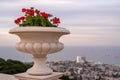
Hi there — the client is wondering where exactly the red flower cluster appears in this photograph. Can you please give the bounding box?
[50,17,60,26]
[53,17,60,24]
[22,7,34,16]
[41,12,49,18]
[14,7,60,27]
[35,9,40,14]
[21,7,52,18]
[14,16,25,24]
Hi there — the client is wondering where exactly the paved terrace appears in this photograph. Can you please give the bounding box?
[0,74,17,80]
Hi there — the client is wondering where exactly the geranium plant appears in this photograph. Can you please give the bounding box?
[14,7,60,27]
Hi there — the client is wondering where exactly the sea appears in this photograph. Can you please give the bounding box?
[0,46,120,65]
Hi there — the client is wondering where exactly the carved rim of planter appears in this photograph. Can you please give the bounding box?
[9,27,70,34]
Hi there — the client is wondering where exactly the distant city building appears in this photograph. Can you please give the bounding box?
[76,56,86,63]
[94,61,103,65]
[48,56,120,80]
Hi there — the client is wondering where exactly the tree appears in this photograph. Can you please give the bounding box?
[59,75,70,80]
[0,58,32,74]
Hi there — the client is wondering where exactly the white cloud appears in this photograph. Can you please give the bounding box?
[0,35,18,46]
[0,28,9,35]
[0,28,18,46]
[62,15,120,27]
[61,27,120,46]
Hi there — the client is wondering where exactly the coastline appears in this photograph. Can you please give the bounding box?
[0,46,120,65]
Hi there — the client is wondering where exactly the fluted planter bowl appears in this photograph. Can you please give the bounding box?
[9,27,70,76]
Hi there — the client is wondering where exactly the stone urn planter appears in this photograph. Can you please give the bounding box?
[9,27,70,76]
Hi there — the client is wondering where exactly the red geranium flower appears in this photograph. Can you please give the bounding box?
[17,18,21,22]
[20,16,25,20]
[35,9,40,14]
[14,19,19,24]
[53,17,60,24]
[22,8,26,12]
[25,8,34,16]
[29,8,34,16]
[40,12,49,18]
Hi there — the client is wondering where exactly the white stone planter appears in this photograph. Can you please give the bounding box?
[9,27,70,76]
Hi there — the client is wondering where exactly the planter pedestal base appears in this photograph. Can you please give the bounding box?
[14,72,63,80]
[26,55,53,76]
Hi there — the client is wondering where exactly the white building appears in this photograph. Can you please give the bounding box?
[94,61,103,65]
[76,56,86,63]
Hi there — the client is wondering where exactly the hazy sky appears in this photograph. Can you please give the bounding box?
[0,0,120,46]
